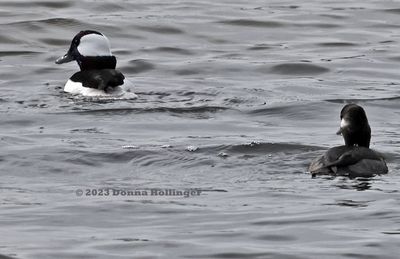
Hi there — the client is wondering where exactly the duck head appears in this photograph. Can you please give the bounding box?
[56,30,117,71]
[336,104,371,148]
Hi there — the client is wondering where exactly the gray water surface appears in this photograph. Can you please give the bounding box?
[1,1,400,258]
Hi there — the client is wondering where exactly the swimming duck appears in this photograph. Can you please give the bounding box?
[309,104,388,177]
[56,30,137,97]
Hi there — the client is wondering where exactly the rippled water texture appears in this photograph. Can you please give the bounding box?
[1,0,400,258]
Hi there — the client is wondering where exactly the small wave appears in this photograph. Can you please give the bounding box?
[5,18,87,31]
[252,217,328,226]
[122,59,155,74]
[91,3,125,12]
[0,51,41,57]
[197,188,228,193]
[174,69,202,76]
[217,19,284,28]
[195,35,232,44]
[2,119,36,127]
[388,55,400,62]
[383,8,400,14]
[52,142,321,170]
[35,18,81,26]
[36,18,80,26]
[114,238,149,242]
[184,252,286,259]
[256,234,297,241]
[317,42,358,47]
[247,102,333,121]
[293,22,341,28]
[187,142,321,157]
[320,14,349,19]
[247,44,273,51]
[62,149,153,166]
[70,128,107,134]
[223,97,246,105]
[1,1,73,8]
[0,35,21,44]
[141,47,194,55]
[66,106,229,115]
[326,96,400,103]
[39,38,69,46]
[370,23,400,29]
[135,25,184,34]
[226,142,320,154]
[269,63,330,75]
[324,199,369,208]
[186,146,199,152]
[0,253,19,259]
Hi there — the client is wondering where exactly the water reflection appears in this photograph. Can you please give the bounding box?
[335,177,373,191]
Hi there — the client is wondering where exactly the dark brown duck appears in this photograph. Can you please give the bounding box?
[309,104,388,177]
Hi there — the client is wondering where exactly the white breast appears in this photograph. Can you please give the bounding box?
[63,79,137,99]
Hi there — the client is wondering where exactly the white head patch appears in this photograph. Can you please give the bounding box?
[77,33,112,57]
[340,118,349,128]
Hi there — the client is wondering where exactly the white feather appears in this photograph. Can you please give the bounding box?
[64,79,137,98]
[340,118,349,128]
[77,34,112,57]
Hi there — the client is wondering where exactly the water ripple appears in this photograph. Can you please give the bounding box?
[141,47,194,55]
[217,19,284,28]
[135,25,185,34]
[122,59,155,74]
[269,63,330,75]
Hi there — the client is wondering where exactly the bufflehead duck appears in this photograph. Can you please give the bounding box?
[309,104,388,177]
[56,30,137,98]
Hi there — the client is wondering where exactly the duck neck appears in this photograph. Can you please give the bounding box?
[78,56,117,71]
